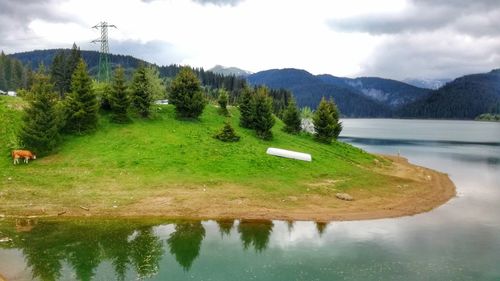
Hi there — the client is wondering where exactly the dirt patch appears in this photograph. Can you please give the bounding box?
[0,155,456,222]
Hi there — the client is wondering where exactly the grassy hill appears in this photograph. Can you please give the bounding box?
[0,96,453,220]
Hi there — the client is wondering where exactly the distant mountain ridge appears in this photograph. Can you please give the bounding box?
[398,69,500,119]
[209,65,252,77]
[248,68,500,119]
[247,68,429,117]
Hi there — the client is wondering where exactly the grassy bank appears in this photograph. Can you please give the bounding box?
[0,96,454,220]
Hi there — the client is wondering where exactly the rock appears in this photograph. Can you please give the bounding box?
[336,193,354,201]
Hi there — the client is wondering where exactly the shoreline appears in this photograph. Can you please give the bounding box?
[0,155,456,222]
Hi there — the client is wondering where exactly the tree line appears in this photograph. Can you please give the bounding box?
[0,52,32,91]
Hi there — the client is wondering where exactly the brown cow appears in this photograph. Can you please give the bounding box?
[11,150,36,165]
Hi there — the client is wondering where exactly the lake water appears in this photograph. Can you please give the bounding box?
[1,119,499,281]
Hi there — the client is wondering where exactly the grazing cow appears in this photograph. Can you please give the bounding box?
[11,150,36,165]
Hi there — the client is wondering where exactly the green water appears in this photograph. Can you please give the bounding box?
[1,119,499,280]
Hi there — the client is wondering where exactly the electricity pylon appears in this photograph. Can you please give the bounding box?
[91,22,117,82]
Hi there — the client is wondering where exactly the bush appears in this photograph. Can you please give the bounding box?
[214,122,240,142]
[217,89,229,116]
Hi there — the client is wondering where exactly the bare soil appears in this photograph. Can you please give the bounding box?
[1,155,455,222]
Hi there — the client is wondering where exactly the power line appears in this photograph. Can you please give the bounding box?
[91,21,117,82]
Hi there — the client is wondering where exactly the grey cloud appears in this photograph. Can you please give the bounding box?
[358,34,500,80]
[328,0,500,79]
[0,0,72,52]
[328,0,500,37]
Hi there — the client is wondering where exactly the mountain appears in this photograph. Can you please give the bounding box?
[247,68,390,117]
[398,69,500,119]
[247,68,430,117]
[404,78,451,90]
[319,75,430,108]
[209,65,252,77]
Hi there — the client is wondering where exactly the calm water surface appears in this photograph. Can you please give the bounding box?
[0,119,499,281]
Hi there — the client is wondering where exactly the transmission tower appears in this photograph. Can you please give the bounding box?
[91,21,117,82]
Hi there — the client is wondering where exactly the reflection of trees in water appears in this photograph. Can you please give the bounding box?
[167,221,206,271]
[216,219,235,237]
[0,220,163,281]
[237,220,274,252]
[316,222,328,236]
[286,220,294,234]
[100,228,134,281]
[130,228,164,279]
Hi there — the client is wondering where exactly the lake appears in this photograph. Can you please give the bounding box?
[1,119,499,281]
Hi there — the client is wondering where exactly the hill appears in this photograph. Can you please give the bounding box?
[0,96,454,220]
[247,68,391,117]
[398,69,500,119]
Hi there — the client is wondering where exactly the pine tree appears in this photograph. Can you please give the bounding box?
[169,67,206,118]
[238,86,254,128]
[253,87,275,140]
[63,59,99,134]
[19,71,60,156]
[110,66,130,123]
[217,88,229,116]
[282,98,301,134]
[130,66,153,118]
[327,98,343,139]
[312,97,342,144]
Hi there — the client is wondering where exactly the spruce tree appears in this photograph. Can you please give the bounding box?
[253,87,275,140]
[110,66,130,123]
[63,59,99,134]
[327,98,343,139]
[282,98,301,134]
[217,88,229,116]
[19,71,60,156]
[130,66,153,118]
[169,67,206,118]
[50,52,68,96]
[238,86,254,128]
[312,97,342,144]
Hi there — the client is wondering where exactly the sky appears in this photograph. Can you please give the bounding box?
[1,0,500,80]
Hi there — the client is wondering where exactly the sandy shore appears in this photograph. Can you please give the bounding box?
[2,155,456,222]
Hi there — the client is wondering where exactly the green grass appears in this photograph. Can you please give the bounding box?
[0,96,397,216]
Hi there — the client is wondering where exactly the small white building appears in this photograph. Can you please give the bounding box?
[0,90,6,95]
[154,99,169,105]
[7,91,17,97]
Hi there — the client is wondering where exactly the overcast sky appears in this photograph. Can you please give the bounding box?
[1,0,500,80]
